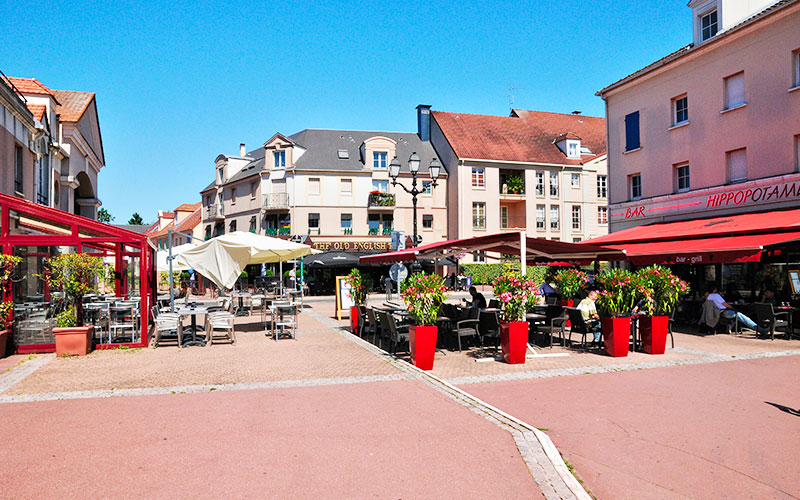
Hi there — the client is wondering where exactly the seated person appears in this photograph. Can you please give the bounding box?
[706,285,767,335]
[467,286,487,309]
[759,288,777,305]
[577,290,602,344]
[539,281,557,297]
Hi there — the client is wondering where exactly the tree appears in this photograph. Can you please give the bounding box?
[128,212,144,225]
[97,208,114,223]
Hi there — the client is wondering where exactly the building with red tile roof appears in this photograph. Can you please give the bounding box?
[148,203,203,250]
[423,105,608,257]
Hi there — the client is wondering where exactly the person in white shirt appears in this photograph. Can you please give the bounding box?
[706,285,766,335]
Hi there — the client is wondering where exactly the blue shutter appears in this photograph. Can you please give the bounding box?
[625,111,640,151]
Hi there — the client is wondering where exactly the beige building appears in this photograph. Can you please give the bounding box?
[1,76,105,217]
[597,0,800,232]
[201,129,447,254]
[424,105,608,261]
[146,203,203,250]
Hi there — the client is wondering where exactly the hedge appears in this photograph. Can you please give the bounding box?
[460,263,549,286]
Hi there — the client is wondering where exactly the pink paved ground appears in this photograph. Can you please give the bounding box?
[464,355,800,500]
[0,379,542,500]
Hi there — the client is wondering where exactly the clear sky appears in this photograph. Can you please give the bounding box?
[1,0,690,223]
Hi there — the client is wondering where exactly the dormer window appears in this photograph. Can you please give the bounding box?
[217,166,224,184]
[566,141,579,159]
[373,152,387,168]
[700,9,718,41]
[274,151,286,168]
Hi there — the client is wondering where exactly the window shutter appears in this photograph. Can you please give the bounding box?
[625,112,640,151]
[728,149,747,182]
[724,73,745,109]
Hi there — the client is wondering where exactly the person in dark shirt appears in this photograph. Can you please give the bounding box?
[468,286,487,309]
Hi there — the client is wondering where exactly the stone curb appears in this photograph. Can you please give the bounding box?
[307,310,592,500]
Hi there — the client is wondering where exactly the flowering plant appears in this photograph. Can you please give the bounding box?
[636,265,690,315]
[594,268,637,317]
[756,266,785,290]
[0,254,22,330]
[400,272,447,326]
[344,268,370,306]
[551,268,590,300]
[492,271,539,322]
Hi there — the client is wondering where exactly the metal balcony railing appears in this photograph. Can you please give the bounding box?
[500,215,526,229]
[263,192,290,210]
[206,204,224,219]
[264,227,291,236]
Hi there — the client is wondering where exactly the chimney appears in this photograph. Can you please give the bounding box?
[240,143,246,156]
[416,104,432,142]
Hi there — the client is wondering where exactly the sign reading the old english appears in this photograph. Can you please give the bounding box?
[312,240,392,252]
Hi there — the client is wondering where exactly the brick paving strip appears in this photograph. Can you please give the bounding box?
[306,309,592,500]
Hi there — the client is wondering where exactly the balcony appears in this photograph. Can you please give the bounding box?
[206,204,224,220]
[262,192,290,211]
[500,170,525,200]
[367,192,395,210]
[264,227,291,236]
[500,215,526,230]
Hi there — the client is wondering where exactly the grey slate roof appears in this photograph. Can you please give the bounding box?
[113,224,152,234]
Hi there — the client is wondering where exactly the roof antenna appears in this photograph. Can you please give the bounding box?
[572,110,582,115]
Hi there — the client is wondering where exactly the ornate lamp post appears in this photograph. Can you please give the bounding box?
[389,152,442,247]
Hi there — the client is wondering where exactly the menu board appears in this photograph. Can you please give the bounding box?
[789,270,800,295]
[335,276,354,320]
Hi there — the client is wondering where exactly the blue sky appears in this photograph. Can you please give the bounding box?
[1,1,690,223]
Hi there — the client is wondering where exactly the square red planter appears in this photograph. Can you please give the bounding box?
[410,325,438,370]
[500,321,529,364]
[601,317,630,357]
[350,306,361,335]
[639,316,669,354]
[54,326,94,356]
[0,329,8,359]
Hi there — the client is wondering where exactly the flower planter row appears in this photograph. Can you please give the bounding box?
[601,315,669,357]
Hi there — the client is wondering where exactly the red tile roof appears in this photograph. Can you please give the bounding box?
[1,77,59,103]
[176,209,201,233]
[26,104,46,122]
[175,202,201,212]
[51,89,94,123]
[150,220,175,239]
[159,212,175,218]
[431,109,605,165]
[143,222,160,236]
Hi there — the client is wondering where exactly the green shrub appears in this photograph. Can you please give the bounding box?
[460,263,548,286]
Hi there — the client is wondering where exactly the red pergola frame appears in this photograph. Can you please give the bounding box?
[0,192,156,353]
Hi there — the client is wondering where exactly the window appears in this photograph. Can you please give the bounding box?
[422,214,433,229]
[700,9,718,41]
[249,216,257,233]
[381,214,393,231]
[573,238,582,243]
[597,175,607,199]
[571,206,581,230]
[724,72,745,110]
[474,250,486,263]
[794,50,800,88]
[337,149,349,159]
[550,206,559,230]
[549,172,559,197]
[308,213,320,229]
[625,111,640,151]
[217,167,224,183]
[472,202,486,229]
[630,174,642,200]
[571,173,580,188]
[231,187,237,205]
[597,206,608,225]
[727,148,747,182]
[676,164,690,192]
[536,205,545,230]
[309,178,320,195]
[373,152,387,168]
[372,180,389,193]
[204,226,211,240]
[796,135,800,172]
[535,172,544,196]
[37,150,49,204]
[567,141,579,158]
[472,168,485,188]
[14,145,23,193]
[500,206,508,228]
[250,181,257,200]
[422,181,432,194]
[274,151,285,167]
[341,213,352,228]
[229,220,237,232]
[341,179,352,195]
[673,95,688,125]
[368,214,380,234]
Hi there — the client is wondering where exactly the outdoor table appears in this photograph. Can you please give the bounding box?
[775,305,796,337]
[232,292,251,316]
[176,305,208,347]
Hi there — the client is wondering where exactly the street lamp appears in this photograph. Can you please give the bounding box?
[389,152,441,247]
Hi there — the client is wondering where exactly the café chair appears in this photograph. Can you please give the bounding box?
[478,309,501,349]
[378,311,409,355]
[754,302,789,340]
[565,307,593,351]
[366,308,382,347]
[451,307,480,351]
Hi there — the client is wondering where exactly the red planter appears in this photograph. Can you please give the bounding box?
[0,329,8,359]
[639,316,669,354]
[54,326,94,356]
[500,321,529,364]
[410,325,438,370]
[350,306,361,335]
[601,317,630,357]
[559,300,575,327]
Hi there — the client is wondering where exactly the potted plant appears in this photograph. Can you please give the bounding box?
[493,272,538,364]
[595,268,637,357]
[551,268,589,307]
[401,272,446,370]
[0,254,22,358]
[344,268,370,335]
[636,266,689,354]
[506,175,524,194]
[41,253,105,356]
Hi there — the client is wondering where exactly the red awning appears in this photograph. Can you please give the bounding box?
[603,232,800,265]
[360,232,624,265]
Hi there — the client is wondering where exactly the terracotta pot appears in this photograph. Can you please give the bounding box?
[350,306,361,335]
[500,321,529,364]
[54,326,94,356]
[0,329,8,359]
[601,317,630,357]
[639,316,669,354]
[410,325,438,370]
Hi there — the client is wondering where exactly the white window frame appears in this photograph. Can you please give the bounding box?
[274,151,286,168]
[373,151,388,169]
[340,178,352,195]
[536,204,545,230]
[549,172,559,197]
[571,205,581,231]
[309,177,321,195]
[597,175,607,199]
[472,202,486,230]
[793,50,800,89]
[597,206,608,225]
[630,174,642,201]
[550,206,559,231]
[372,179,389,193]
[535,172,544,196]
[673,95,688,126]
[570,173,580,188]
[422,181,432,195]
[566,141,579,159]
[472,167,485,188]
[700,8,718,41]
[675,163,690,193]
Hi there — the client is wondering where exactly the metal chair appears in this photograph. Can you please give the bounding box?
[206,311,235,345]
[109,305,137,343]
[273,303,298,340]
[366,308,382,346]
[754,302,790,340]
[378,311,409,354]
[477,309,501,349]
[565,307,593,350]
[450,307,480,351]
[150,308,181,348]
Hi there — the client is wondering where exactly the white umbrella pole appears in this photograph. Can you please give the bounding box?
[279,259,283,296]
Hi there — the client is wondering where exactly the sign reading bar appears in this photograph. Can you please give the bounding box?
[312,240,392,252]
